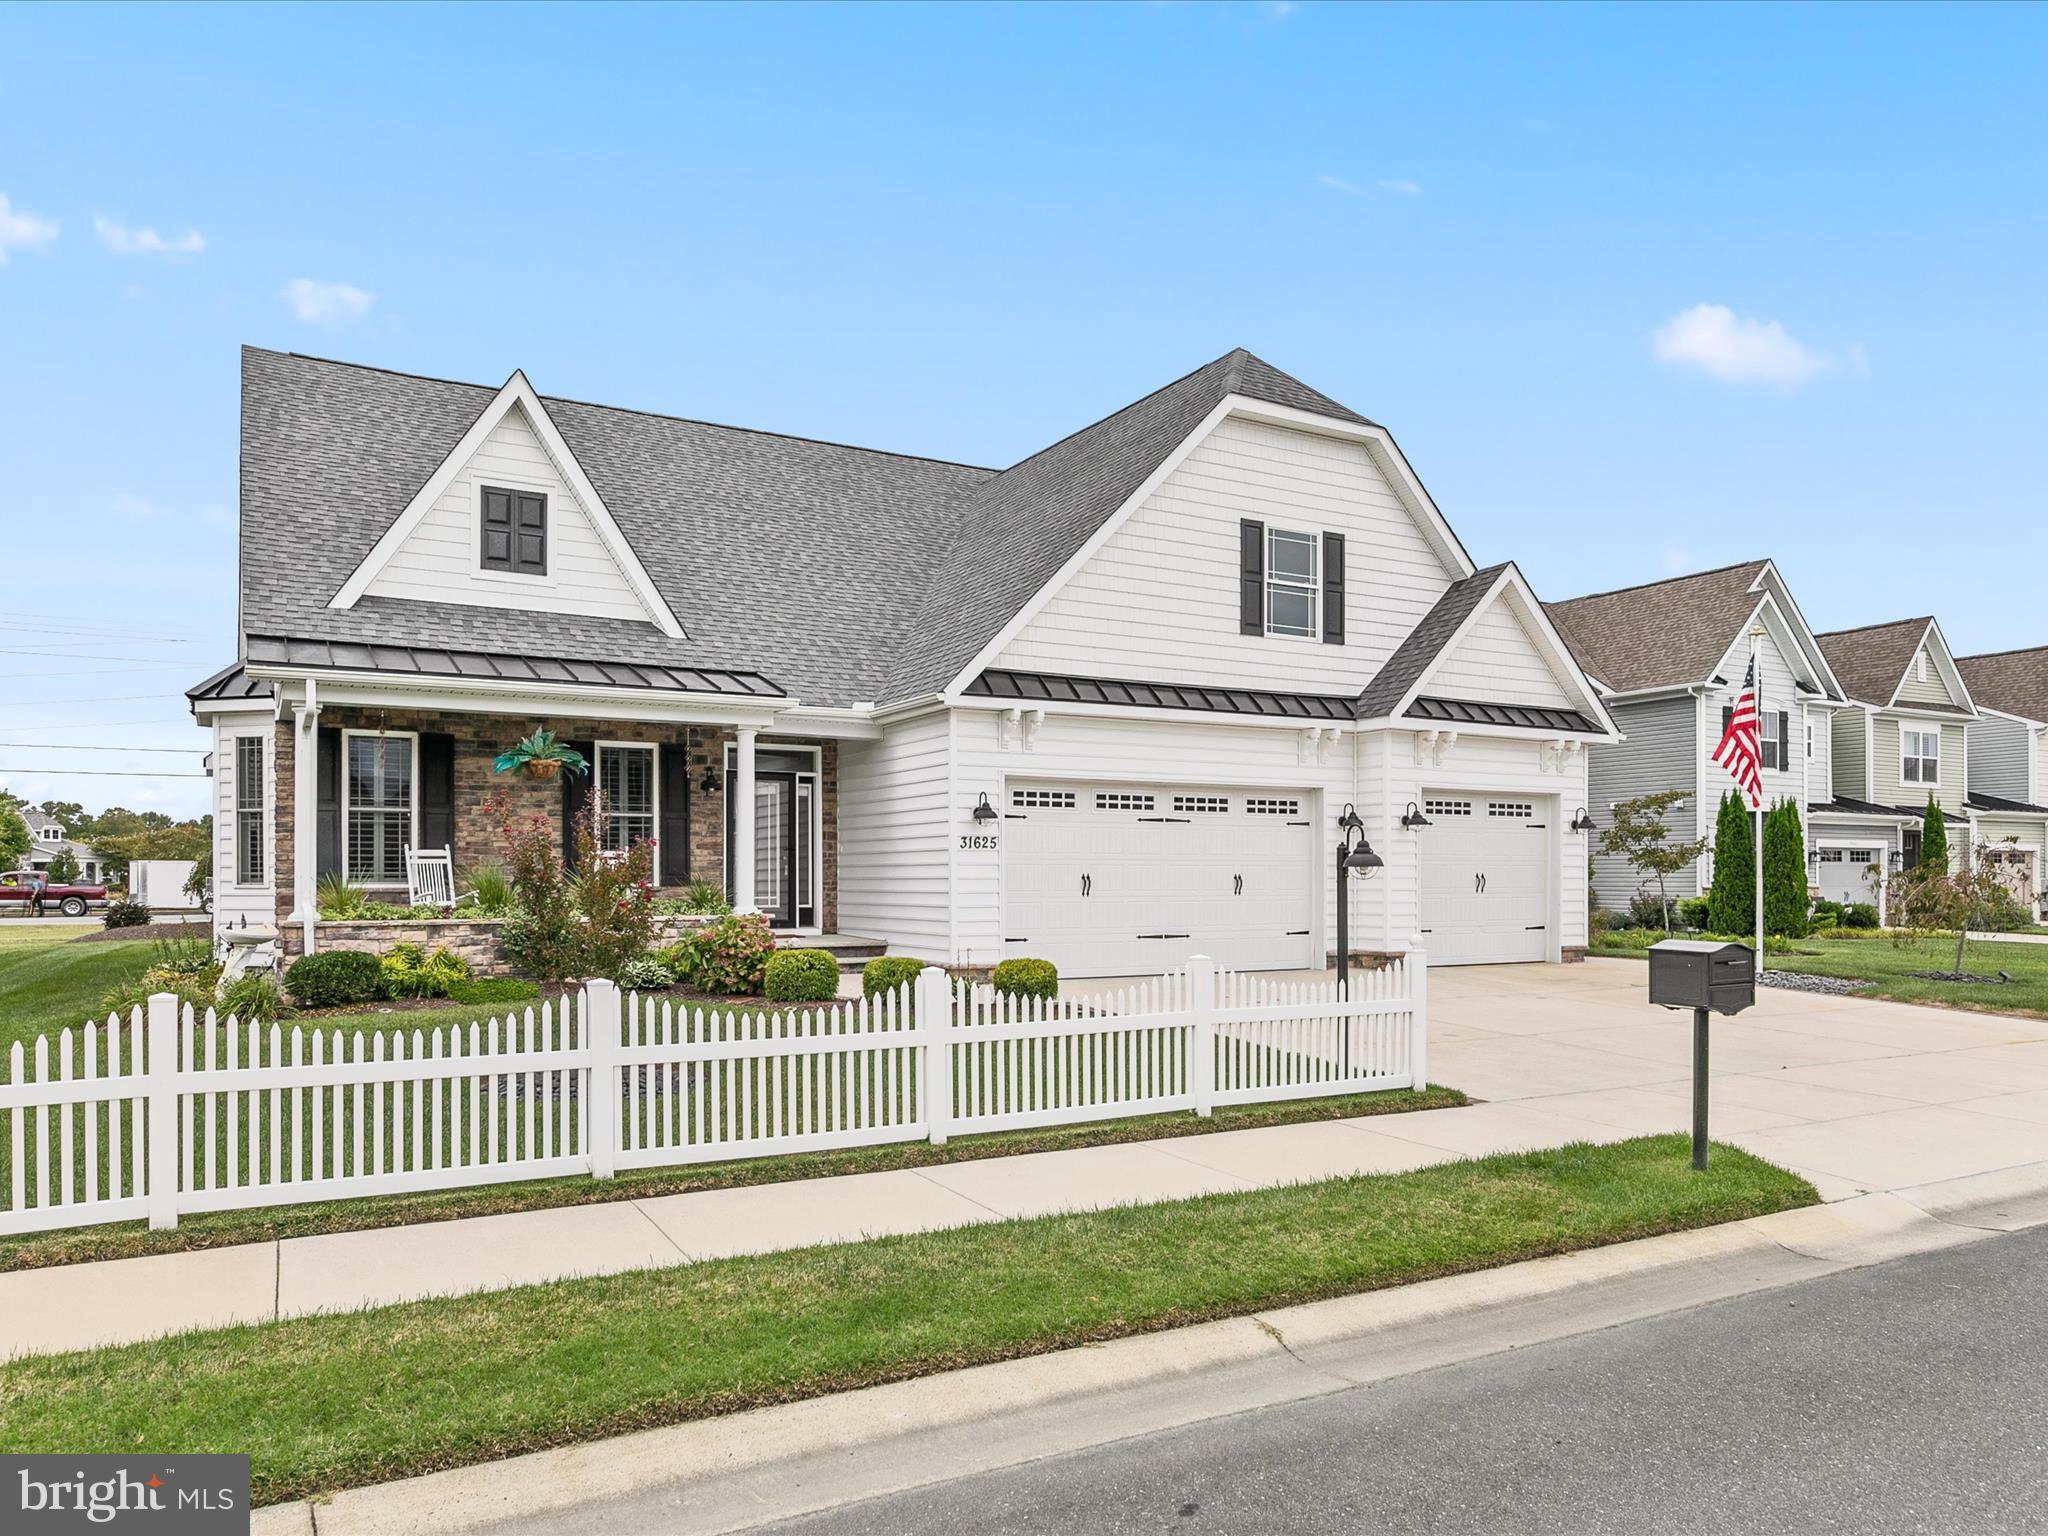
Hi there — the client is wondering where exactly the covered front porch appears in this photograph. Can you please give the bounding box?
[249,642,877,958]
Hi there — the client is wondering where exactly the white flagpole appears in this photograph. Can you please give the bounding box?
[1751,625,1766,977]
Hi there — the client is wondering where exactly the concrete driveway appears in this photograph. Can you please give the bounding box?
[1433,959,2048,1200]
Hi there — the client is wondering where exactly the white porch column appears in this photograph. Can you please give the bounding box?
[732,725,758,914]
[289,677,320,956]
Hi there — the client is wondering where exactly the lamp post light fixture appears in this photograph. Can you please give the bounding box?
[1333,802,1383,1006]
[972,792,999,823]
[1401,800,1431,830]
[1571,807,1597,834]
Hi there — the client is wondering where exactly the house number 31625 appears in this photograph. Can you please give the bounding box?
[959,834,998,851]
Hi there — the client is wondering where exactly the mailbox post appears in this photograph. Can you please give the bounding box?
[1647,940,1757,1169]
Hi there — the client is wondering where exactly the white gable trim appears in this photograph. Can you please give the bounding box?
[938,394,1478,696]
[1746,562,1845,700]
[328,371,684,639]
[1384,566,1620,740]
[1882,618,1977,715]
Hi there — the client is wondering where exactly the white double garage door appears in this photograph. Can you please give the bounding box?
[1001,780,1553,976]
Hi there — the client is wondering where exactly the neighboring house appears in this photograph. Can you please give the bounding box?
[18,809,103,884]
[1810,617,1987,919]
[190,346,1616,976]
[1955,645,2048,918]
[1547,560,1846,916]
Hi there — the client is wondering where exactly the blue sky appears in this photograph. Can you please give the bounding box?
[3,2,2044,820]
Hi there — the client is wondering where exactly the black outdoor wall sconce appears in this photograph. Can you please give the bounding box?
[1401,800,1431,829]
[972,792,998,823]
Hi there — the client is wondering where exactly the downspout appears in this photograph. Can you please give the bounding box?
[292,676,321,957]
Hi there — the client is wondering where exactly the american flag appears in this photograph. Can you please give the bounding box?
[1712,658,1764,809]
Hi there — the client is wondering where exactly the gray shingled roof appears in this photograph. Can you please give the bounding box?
[237,348,995,708]
[1545,560,1775,695]
[883,350,1383,701]
[1816,617,1940,708]
[1959,647,2048,725]
[234,347,1389,710]
[1354,565,1508,719]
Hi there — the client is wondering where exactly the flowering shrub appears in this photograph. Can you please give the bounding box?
[488,788,657,983]
[669,913,777,995]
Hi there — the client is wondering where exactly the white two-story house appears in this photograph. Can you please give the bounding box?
[190,346,1615,976]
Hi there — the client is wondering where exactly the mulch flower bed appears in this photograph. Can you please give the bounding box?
[1905,970,2012,985]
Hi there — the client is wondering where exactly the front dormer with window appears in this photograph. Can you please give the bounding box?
[1239,519,1345,645]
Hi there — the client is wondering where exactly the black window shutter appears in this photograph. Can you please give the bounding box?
[1321,531,1346,644]
[659,742,691,887]
[1722,705,1733,739]
[515,492,547,573]
[561,739,595,869]
[1779,711,1791,766]
[1239,519,1265,635]
[481,488,513,569]
[419,733,456,853]
[315,727,342,879]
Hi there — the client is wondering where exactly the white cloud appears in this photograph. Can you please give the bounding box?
[0,193,59,264]
[112,492,158,521]
[282,277,374,327]
[1257,0,1296,17]
[94,214,205,259]
[1661,545,1695,575]
[1376,177,1423,198]
[1652,303,1833,387]
[1317,173,1362,196]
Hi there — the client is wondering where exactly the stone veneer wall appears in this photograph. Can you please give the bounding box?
[272,707,836,934]
[295,913,717,969]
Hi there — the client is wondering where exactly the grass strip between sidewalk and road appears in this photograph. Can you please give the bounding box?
[0,1083,1467,1272]
[0,1135,1816,1507]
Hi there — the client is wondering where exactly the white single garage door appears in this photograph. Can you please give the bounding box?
[1417,794,1551,966]
[1003,782,1317,978]
[1815,845,1884,907]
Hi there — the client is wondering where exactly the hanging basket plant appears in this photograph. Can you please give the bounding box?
[493,729,589,782]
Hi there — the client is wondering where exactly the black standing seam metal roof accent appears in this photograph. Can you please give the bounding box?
[1967,791,2048,816]
[242,635,788,699]
[1406,696,1602,734]
[968,669,1354,721]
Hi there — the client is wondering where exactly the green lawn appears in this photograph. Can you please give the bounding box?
[1591,930,2048,1017]
[0,1136,1815,1506]
[0,931,157,1053]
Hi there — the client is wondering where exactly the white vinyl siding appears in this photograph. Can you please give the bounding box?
[362,403,651,623]
[836,709,954,965]
[996,415,1457,692]
[209,711,275,940]
[1808,706,1834,803]
[1428,597,1577,710]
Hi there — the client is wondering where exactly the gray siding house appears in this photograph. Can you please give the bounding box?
[1956,645,2048,917]
[1548,560,1845,916]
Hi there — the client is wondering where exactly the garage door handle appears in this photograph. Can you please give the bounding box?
[1081,874,1091,897]
[1137,933,1191,940]
[1233,874,1243,895]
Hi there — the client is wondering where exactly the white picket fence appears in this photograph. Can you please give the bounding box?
[0,945,1426,1236]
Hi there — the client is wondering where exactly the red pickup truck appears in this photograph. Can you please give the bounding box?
[0,871,109,917]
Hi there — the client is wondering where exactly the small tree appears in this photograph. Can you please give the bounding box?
[1919,795,1949,875]
[45,847,80,884]
[1762,799,1808,938]
[1706,790,1755,936]
[1599,789,1710,932]
[0,807,30,868]
[1887,843,2019,979]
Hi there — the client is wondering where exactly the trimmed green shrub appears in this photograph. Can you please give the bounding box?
[380,942,471,999]
[1920,796,1949,873]
[1841,902,1880,930]
[101,898,150,930]
[218,973,283,1022]
[1707,790,1754,937]
[992,957,1058,1001]
[1675,896,1711,930]
[670,913,777,995]
[862,955,924,999]
[617,956,677,992]
[764,948,841,1003]
[1762,798,1808,938]
[284,950,387,1008]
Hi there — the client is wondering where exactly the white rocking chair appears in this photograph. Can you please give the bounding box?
[404,846,474,913]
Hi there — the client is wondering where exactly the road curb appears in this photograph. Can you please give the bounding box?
[266,1177,2048,1536]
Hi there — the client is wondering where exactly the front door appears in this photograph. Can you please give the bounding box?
[725,752,818,930]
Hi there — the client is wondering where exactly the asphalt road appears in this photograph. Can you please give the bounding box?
[759,1224,2048,1535]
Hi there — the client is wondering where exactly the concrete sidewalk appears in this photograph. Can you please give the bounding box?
[11,958,2048,1359]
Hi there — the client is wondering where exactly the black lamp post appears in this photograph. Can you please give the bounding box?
[1333,802,1383,1003]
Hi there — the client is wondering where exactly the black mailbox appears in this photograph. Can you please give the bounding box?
[1648,939,1755,1016]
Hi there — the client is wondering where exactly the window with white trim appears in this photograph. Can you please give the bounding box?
[346,734,414,884]
[234,736,265,887]
[1265,527,1319,638]
[598,744,657,855]
[1759,711,1783,771]
[1902,728,1939,785]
